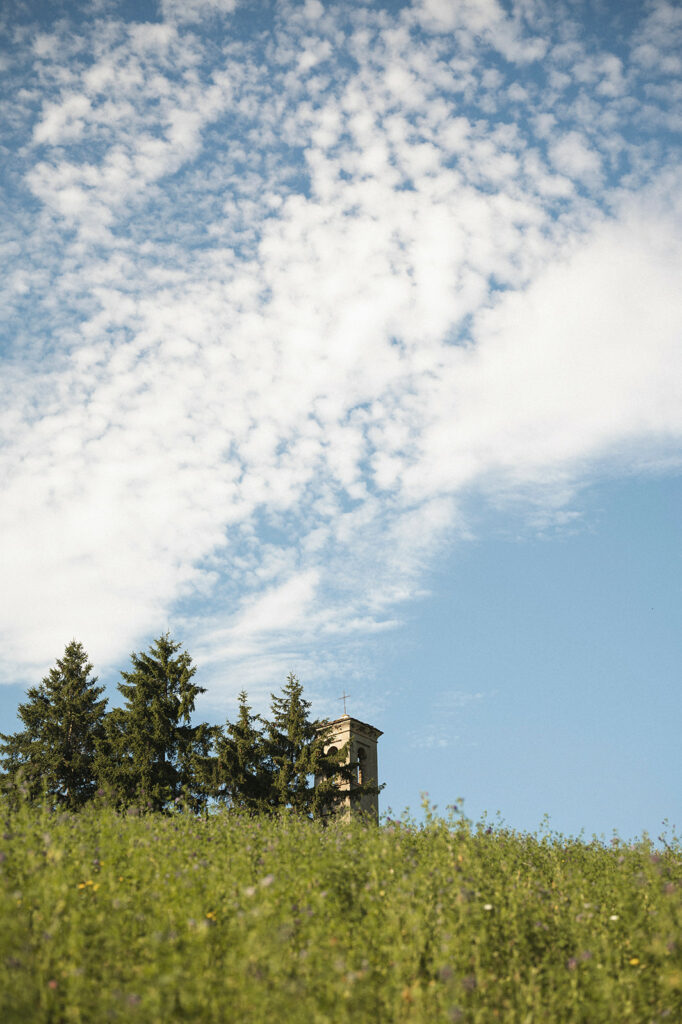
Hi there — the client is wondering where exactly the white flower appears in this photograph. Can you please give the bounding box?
[483,903,493,911]
[609,914,619,921]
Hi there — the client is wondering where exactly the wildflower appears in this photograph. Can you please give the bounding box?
[609,914,619,921]
[259,873,275,888]
[629,957,640,966]
[483,903,493,911]
[567,958,578,971]
[48,980,58,991]
[244,885,256,897]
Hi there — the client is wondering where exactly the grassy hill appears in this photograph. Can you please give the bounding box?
[1,799,680,1022]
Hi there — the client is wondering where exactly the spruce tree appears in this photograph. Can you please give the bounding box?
[214,691,271,812]
[265,673,317,813]
[0,640,107,808]
[95,634,206,811]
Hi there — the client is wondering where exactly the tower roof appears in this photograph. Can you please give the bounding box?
[324,714,383,738]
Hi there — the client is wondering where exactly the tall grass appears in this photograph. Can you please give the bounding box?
[1,798,680,1022]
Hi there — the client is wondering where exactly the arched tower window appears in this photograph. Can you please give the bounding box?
[357,745,367,784]
[324,746,338,782]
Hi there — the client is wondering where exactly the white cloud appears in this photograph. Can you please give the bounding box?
[631,1,682,74]
[402,181,682,505]
[549,131,602,184]
[33,93,92,144]
[159,0,239,24]
[412,0,547,63]
[230,570,322,640]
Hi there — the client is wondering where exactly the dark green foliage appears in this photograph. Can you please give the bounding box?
[95,634,206,811]
[0,640,107,809]
[265,672,319,813]
[213,691,271,811]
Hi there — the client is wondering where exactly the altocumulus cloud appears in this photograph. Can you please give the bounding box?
[0,0,680,695]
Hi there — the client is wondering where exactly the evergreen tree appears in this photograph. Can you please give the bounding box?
[213,691,271,812]
[175,716,216,814]
[95,634,206,811]
[265,673,318,814]
[0,640,107,808]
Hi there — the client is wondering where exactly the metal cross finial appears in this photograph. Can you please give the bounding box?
[338,691,351,715]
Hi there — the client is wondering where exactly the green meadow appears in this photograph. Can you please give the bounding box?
[1,800,680,1023]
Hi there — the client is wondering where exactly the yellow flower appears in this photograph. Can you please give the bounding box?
[77,883,86,890]
[629,958,640,966]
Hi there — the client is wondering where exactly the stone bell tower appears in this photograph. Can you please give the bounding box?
[319,706,383,821]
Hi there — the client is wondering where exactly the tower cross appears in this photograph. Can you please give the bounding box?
[338,691,351,715]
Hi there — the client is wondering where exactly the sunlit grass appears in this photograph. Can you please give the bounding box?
[1,799,680,1022]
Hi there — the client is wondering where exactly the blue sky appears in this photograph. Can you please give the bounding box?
[0,0,680,838]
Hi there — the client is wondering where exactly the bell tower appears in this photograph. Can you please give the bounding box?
[321,711,383,821]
